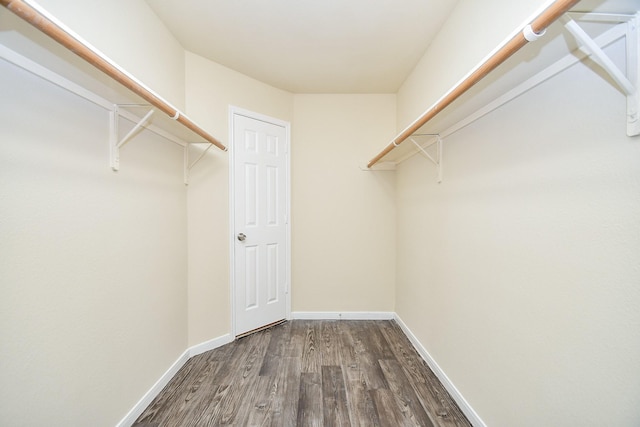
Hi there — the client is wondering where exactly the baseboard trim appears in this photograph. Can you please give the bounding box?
[118,318,484,427]
[116,349,190,427]
[189,333,233,358]
[116,333,233,427]
[291,311,395,320]
[393,314,487,427]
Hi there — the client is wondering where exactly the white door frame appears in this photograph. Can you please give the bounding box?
[228,106,291,337]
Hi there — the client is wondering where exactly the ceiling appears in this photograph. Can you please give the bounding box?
[144,0,459,94]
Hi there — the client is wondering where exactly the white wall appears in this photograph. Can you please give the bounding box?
[29,0,186,109]
[291,94,397,313]
[184,51,294,345]
[396,0,555,131]
[395,30,640,427]
[0,2,192,425]
[0,49,188,426]
[184,61,399,335]
[4,0,639,425]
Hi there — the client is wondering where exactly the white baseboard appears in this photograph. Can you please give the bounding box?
[393,314,487,427]
[189,333,233,357]
[291,311,395,320]
[115,349,190,427]
[118,318,484,427]
[116,333,233,427]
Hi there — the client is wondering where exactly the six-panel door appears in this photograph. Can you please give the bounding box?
[233,113,288,336]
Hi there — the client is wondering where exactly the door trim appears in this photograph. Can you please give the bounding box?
[228,106,291,338]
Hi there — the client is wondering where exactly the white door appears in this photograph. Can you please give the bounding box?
[231,110,289,336]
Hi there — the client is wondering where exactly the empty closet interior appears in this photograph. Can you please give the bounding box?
[1,0,639,426]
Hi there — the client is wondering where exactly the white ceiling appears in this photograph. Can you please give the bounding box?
[144,0,459,93]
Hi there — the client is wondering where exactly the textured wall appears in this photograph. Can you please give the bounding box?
[0,2,192,424]
[0,48,188,426]
[395,36,640,426]
[291,94,397,313]
[184,51,294,345]
[32,0,186,109]
[396,0,555,132]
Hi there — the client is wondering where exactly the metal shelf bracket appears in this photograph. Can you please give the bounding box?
[109,104,155,171]
[109,103,217,184]
[409,134,443,183]
[562,13,639,136]
[183,143,215,185]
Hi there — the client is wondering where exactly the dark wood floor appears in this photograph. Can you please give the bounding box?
[133,320,471,427]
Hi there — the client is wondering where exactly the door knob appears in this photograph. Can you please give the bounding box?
[237,233,247,241]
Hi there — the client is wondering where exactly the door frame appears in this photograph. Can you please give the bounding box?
[228,105,291,338]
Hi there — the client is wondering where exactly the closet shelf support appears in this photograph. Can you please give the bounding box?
[562,14,639,136]
[1,0,227,151]
[110,104,156,171]
[409,134,443,183]
[117,109,154,148]
[183,143,215,185]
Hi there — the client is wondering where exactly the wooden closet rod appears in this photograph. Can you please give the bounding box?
[1,0,227,151]
[367,0,580,168]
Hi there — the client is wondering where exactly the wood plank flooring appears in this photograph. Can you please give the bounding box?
[133,320,471,427]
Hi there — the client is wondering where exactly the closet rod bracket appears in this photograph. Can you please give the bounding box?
[184,142,215,185]
[409,134,443,183]
[109,104,156,171]
[523,24,546,42]
[562,14,639,136]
